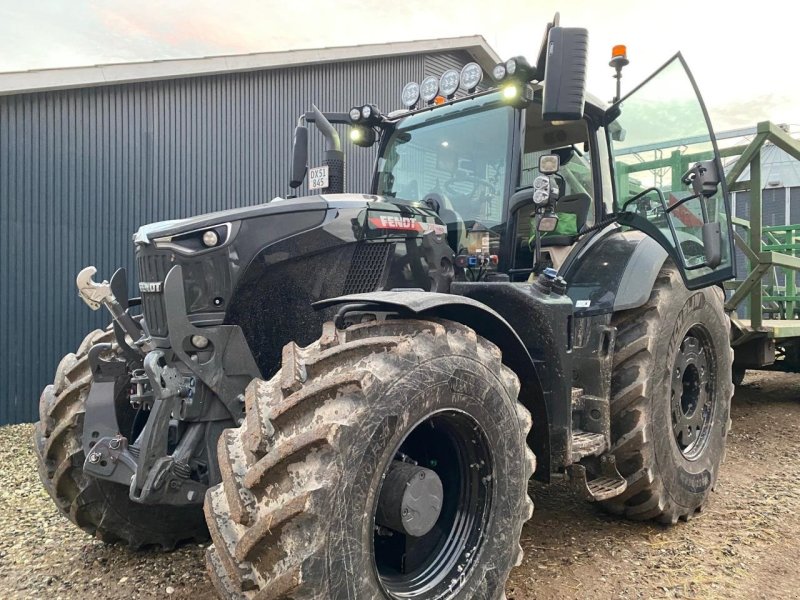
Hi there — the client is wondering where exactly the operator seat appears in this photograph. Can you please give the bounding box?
[539,193,592,247]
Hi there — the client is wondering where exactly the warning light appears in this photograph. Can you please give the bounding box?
[433,95,446,105]
[609,44,630,103]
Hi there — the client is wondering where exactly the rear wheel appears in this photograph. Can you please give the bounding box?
[601,264,733,523]
[204,318,536,599]
[33,327,208,548]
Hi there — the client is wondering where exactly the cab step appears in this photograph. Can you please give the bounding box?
[571,429,606,462]
[566,454,628,502]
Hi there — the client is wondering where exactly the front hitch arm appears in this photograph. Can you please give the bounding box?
[76,266,149,352]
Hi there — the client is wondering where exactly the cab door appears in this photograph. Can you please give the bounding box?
[606,54,734,289]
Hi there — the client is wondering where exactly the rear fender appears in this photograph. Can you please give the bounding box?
[315,291,552,479]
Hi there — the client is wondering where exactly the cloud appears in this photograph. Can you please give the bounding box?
[710,94,796,132]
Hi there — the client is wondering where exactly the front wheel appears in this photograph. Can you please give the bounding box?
[204,318,536,599]
[33,327,208,548]
[602,264,733,523]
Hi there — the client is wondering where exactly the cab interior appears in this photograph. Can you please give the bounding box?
[511,107,596,274]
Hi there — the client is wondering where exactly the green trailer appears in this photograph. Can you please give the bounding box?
[615,121,800,383]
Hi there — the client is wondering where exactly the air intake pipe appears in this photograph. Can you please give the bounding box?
[311,104,344,194]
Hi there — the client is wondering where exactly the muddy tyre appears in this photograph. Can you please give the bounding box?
[204,318,536,599]
[732,365,746,387]
[601,264,733,523]
[33,327,208,548]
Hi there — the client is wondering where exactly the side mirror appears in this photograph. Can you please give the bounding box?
[290,125,309,189]
[702,221,722,268]
[542,27,589,121]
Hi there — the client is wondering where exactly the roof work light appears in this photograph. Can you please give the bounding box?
[349,125,376,147]
[349,104,382,126]
[420,76,439,104]
[401,81,420,108]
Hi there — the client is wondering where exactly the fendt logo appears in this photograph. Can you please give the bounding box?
[138,281,163,293]
[368,214,447,235]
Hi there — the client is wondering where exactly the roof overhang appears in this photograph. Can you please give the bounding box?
[0,36,501,96]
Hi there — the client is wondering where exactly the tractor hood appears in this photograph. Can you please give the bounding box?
[132,193,387,244]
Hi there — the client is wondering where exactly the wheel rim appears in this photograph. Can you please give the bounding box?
[670,329,715,460]
[372,409,493,599]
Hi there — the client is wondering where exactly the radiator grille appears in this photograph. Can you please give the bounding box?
[136,253,173,337]
[343,243,390,295]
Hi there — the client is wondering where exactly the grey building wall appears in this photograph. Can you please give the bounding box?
[0,49,479,424]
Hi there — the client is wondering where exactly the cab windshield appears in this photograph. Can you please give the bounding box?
[376,94,513,232]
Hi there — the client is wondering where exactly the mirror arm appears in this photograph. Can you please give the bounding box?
[621,186,665,212]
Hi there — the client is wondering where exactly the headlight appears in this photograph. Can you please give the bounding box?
[349,107,362,122]
[361,105,372,120]
[439,69,460,98]
[152,224,231,254]
[202,230,219,247]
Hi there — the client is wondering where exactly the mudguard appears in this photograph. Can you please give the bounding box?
[314,290,553,479]
[562,226,668,318]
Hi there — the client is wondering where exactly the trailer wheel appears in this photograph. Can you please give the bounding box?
[601,265,733,523]
[33,328,208,548]
[204,318,535,599]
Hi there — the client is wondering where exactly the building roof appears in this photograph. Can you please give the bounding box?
[731,142,800,189]
[0,36,501,96]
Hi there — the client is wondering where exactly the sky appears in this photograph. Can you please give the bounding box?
[0,0,798,132]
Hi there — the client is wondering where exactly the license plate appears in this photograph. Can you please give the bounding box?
[308,165,329,191]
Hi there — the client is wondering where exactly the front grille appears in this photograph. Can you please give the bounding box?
[343,242,391,295]
[136,253,173,337]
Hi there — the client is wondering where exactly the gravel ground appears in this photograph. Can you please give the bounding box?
[1,370,798,599]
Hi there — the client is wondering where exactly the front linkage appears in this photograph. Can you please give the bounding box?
[76,265,259,507]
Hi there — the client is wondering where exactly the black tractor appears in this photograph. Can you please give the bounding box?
[34,16,736,600]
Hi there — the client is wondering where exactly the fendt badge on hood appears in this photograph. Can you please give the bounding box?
[138,281,163,293]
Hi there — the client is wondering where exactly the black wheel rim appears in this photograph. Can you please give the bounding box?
[670,328,715,460]
[372,409,493,599]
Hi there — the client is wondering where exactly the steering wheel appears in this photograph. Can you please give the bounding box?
[443,174,495,205]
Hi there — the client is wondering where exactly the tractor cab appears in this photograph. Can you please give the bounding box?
[293,15,735,292]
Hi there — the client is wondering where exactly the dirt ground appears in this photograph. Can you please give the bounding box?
[0,370,798,600]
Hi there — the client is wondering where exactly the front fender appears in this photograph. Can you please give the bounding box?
[315,290,552,479]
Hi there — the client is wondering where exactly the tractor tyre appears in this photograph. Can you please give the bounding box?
[601,264,733,523]
[732,365,746,387]
[204,318,535,599]
[33,327,208,548]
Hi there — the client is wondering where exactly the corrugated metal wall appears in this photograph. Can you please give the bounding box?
[0,49,477,424]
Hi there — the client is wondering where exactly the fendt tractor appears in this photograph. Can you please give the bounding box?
[34,15,736,600]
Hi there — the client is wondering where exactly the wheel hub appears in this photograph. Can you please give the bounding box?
[375,460,444,538]
[671,332,714,459]
[372,410,493,599]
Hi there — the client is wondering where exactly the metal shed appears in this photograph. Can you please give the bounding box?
[0,37,500,424]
